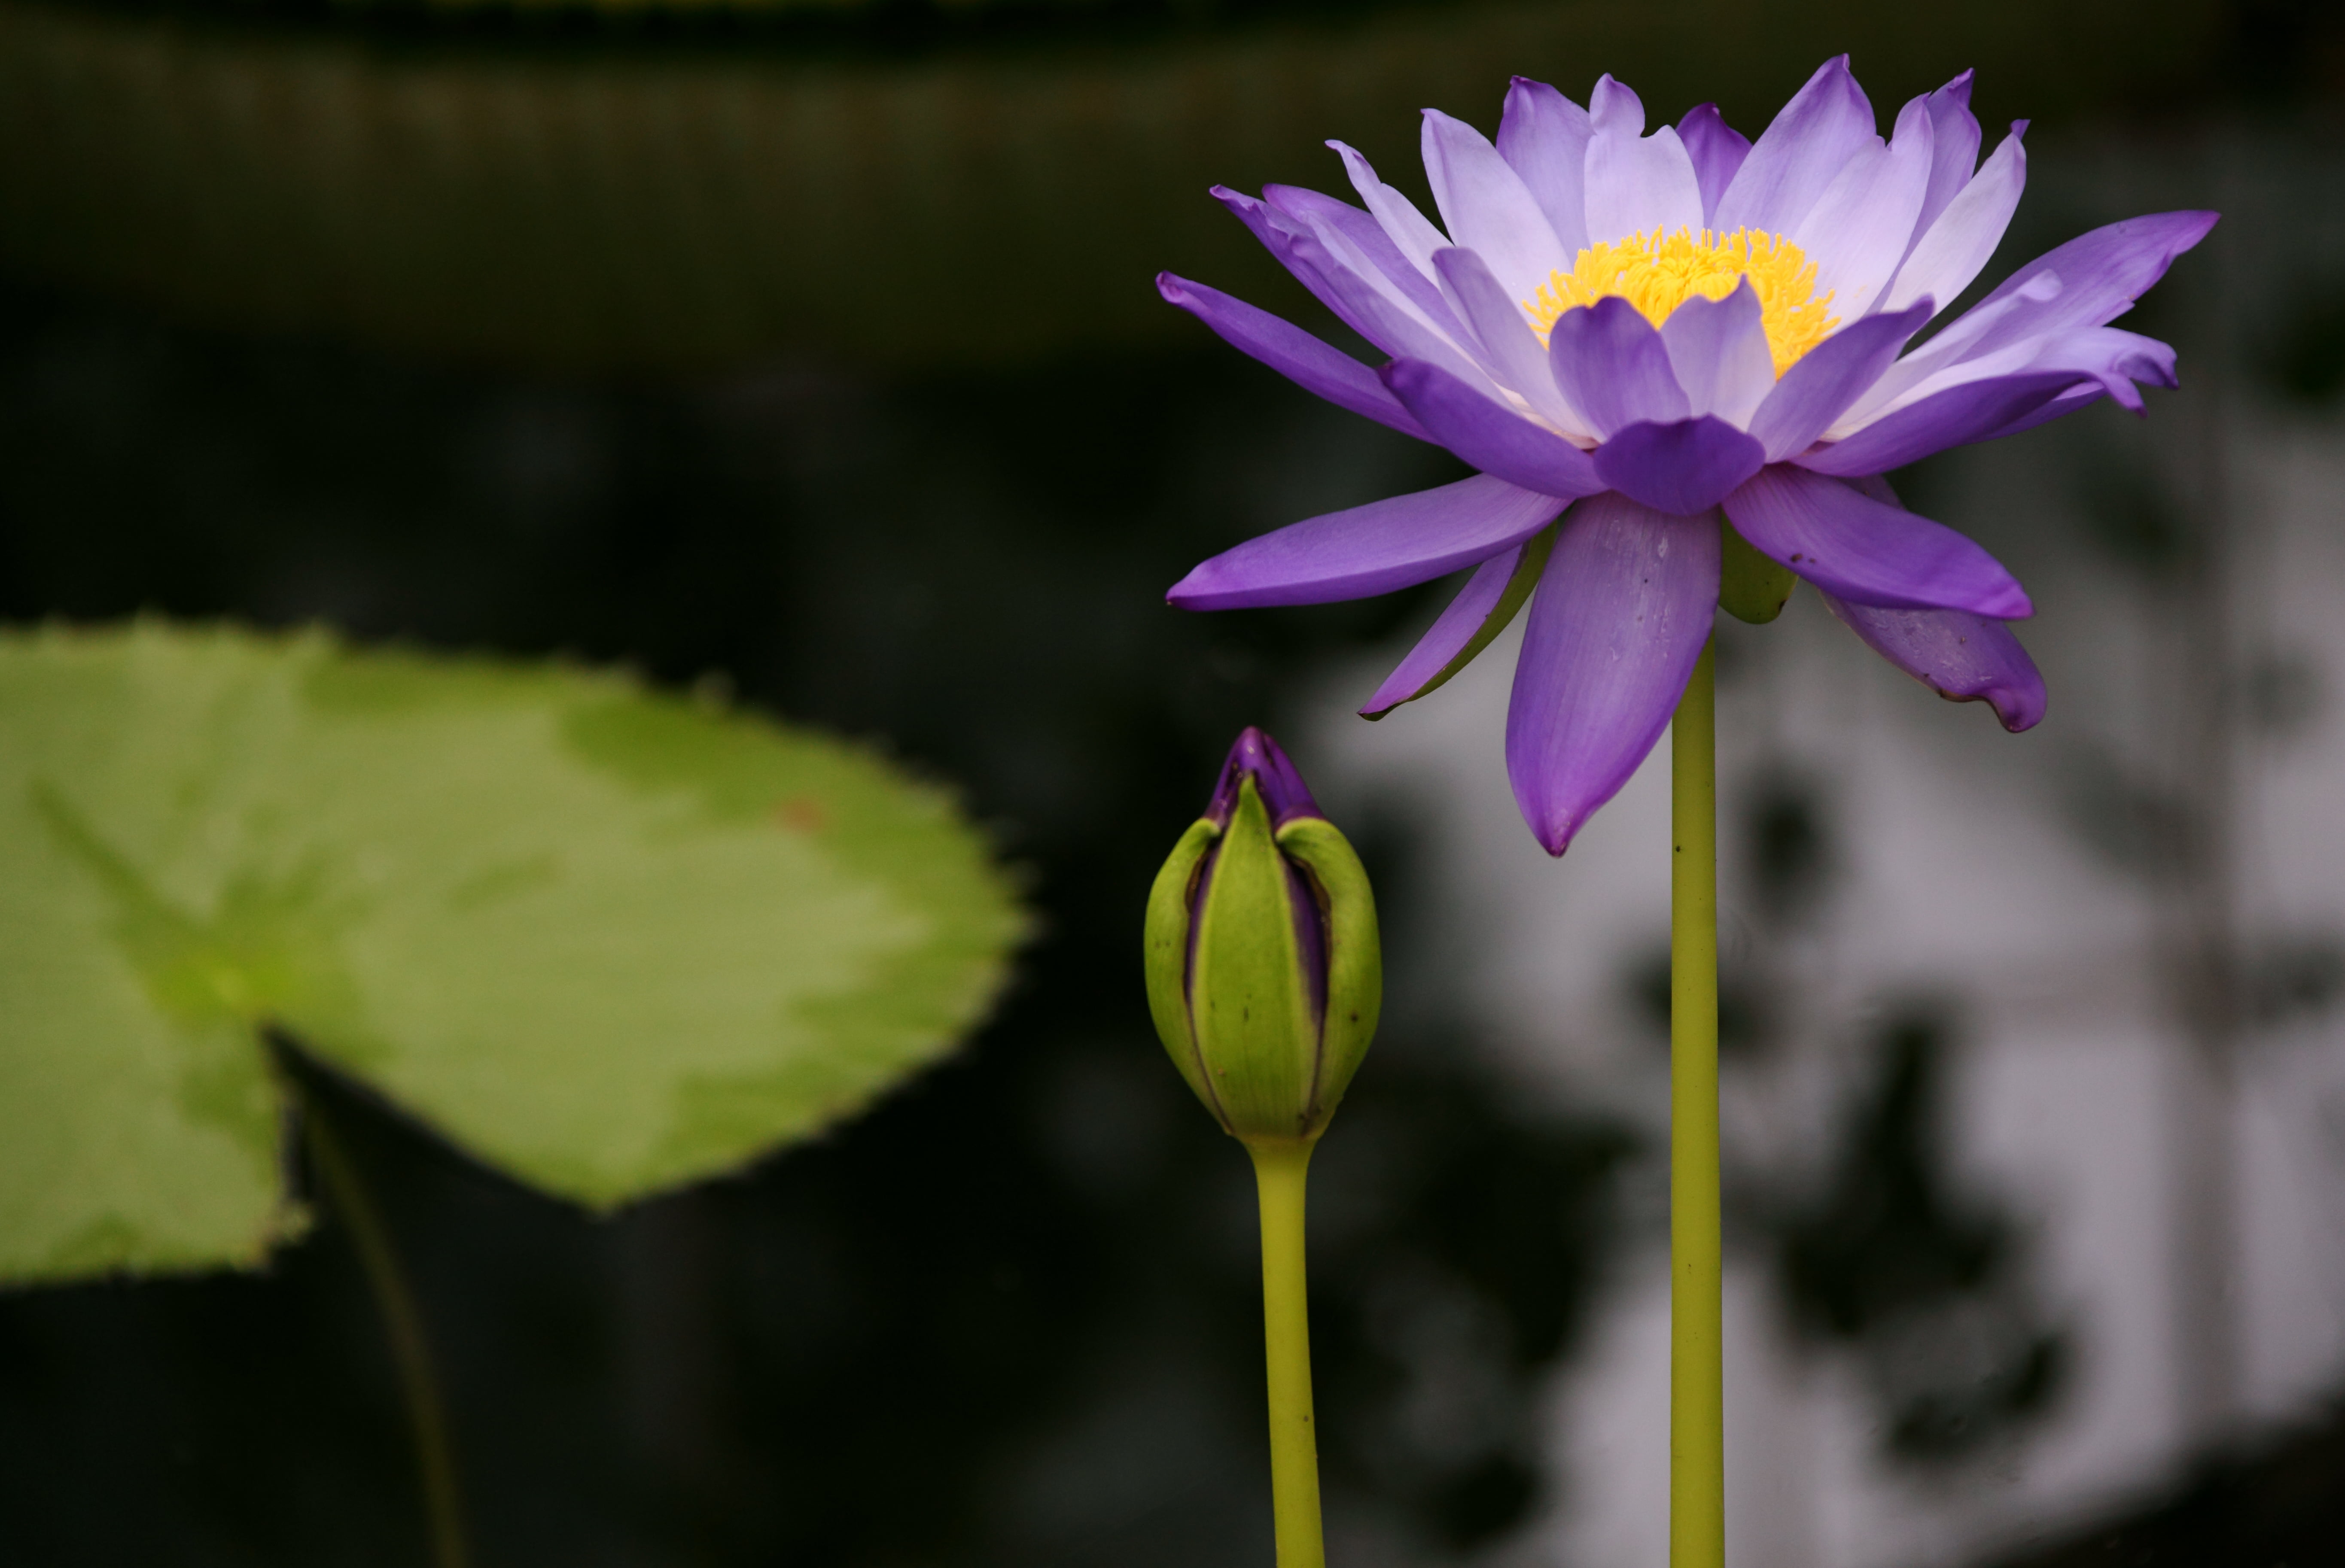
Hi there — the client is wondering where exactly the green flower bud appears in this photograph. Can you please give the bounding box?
[1144,728,1380,1144]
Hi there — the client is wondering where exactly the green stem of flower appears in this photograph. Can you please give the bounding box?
[299,1085,472,1568]
[1246,1136,1325,1568]
[1671,637,1724,1568]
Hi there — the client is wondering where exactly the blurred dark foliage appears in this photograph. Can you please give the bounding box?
[0,271,1634,1565]
[1983,1395,2345,1568]
[1774,1011,2067,1463]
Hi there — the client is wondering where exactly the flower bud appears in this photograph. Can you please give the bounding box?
[1144,727,1381,1144]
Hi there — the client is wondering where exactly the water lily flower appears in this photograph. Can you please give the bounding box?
[1159,57,2215,854]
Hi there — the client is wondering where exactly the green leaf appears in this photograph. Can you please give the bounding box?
[0,620,1026,1284]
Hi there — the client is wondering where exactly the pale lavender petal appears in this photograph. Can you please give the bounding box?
[1584,75,1702,242]
[1549,295,1689,436]
[1723,465,2031,616]
[1676,103,1751,224]
[1158,273,1432,441]
[1431,247,1586,429]
[1291,206,1511,395]
[1330,141,1452,278]
[1794,94,1932,319]
[2048,325,2180,410]
[1382,359,1605,499]
[1714,56,1879,236]
[1360,537,1547,717]
[1826,593,2046,731]
[1422,109,1568,303]
[1872,210,2219,406]
[1880,124,2027,316]
[1593,417,1767,515]
[1497,76,1594,255]
[1659,280,1775,425]
[1746,298,1934,459]
[1506,495,1721,854]
[1799,370,2083,474]
[1169,476,1565,610]
[1913,71,1982,240]
[1264,183,1463,335]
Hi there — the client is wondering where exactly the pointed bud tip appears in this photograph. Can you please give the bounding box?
[1207,726,1324,828]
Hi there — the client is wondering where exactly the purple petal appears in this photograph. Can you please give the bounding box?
[1215,185,1381,345]
[1825,594,2046,731]
[1498,76,1594,255]
[1676,103,1751,225]
[1422,109,1567,302]
[1157,273,1431,441]
[1169,476,1566,611]
[1714,55,1879,236]
[1329,140,1453,280]
[1594,417,1767,515]
[1506,495,1721,854]
[1361,531,1553,717]
[1746,299,1934,460]
[1882,210,2219,395]
[1793,94,1933,319]
[1881,124,2026,316]
[1264,183,1464,337]
[1432,246,1582,428]
[1799,370,2084,474]
[1208,726,1326,826]
[1584,74,1703,241]
[1659,280,1774,424]
[1913,71,1983,242]
[1976,382,2104,443]
[1382,360,1606,499]
[1550,295,1689,437]
[1723,465,2031,617]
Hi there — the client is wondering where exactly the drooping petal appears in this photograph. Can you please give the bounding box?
[1584,75,1705,242]
[1676,103,1751,225]
[1422,110,1569,303]
[1549,295,1690,437]
[1794,95,1933,320]
[1714,55,1879,236]
[1659,280,1775,425]
[1912,71,1983,242]
[1329,140,1454,280]
[1800,369,2085,474]
[1880,124,2027,316]
[1432,247,1587,429]
[1157,273,1432,441]
[1506,496,1722,854]
[1382,360,1606,498]
[1361,527,1557,717]
[1723,465,2031,616]
[1826,593,2046,731]
[1169,476,1566,610]
[1497,76,1594,256]
[1595,418,1768,514]
[1264,183,1463,335]
[1746,298,1934,459]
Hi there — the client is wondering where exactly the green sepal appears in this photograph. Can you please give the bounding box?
[1143,816,1221,1121]
[1362,522,1559,719]
[1188,778,1320,1137]
[1719,515,1797,623]
[1274,815,1380,1130]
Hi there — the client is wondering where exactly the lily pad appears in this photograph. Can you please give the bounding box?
[0,620,1026,1285]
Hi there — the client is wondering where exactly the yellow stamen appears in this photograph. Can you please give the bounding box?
[1524,228,1838,377]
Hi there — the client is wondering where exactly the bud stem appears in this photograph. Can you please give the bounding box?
[1669,638,1723,1568]
[1246,1137,1325,1568]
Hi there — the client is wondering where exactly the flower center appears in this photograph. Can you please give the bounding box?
[1523,228,1838,377]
